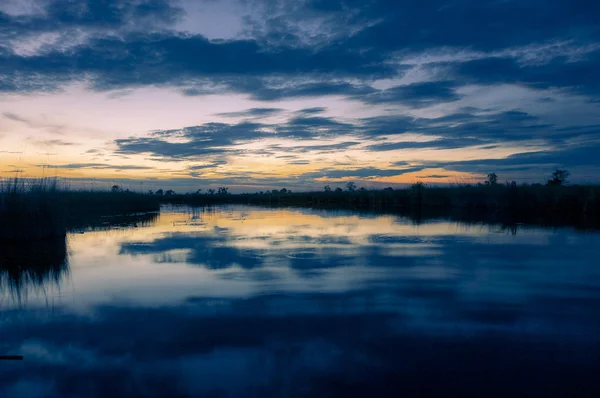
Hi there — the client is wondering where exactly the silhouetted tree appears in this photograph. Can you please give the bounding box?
[111,185,122,193]
[346,182,357,192]
[165,189,175,196]
[217,187,229,195]
[547,169,570,186]
[148,190,154,195]
[155,189,164,196]
[335,187,343,192]
[280,188,288,194]
[196,189,202,194]
[359,187,367,192]
[324,185,332,192]
[486,173,498,185]
[383,187,394,191]
[208,189,215,195]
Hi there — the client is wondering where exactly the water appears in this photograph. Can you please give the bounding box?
[1,205,600,397]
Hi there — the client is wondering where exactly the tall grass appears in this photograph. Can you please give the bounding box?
[0,177,66,240]
[0,177,160,240]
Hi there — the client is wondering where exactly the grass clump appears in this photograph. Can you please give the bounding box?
[0,177,66,240]
[0,177,161,240]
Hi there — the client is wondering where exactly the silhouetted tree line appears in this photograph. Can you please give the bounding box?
[153,169,600,229]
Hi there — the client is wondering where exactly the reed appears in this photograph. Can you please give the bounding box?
[0,177,160,240]
[0,177,66,240]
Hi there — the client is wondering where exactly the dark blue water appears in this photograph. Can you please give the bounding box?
[2,206,600,397]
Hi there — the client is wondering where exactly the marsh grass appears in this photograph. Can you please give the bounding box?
[0,177,160,240]
[0,177,66,240]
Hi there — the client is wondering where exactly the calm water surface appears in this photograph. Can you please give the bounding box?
[1,205,600,397]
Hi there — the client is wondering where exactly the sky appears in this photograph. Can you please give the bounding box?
[1,0,599,192]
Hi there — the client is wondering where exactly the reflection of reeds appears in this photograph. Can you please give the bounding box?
[0,235,69,299]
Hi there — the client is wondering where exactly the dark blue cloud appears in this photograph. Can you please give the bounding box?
[359,110,553,142]
[312,0,600,52]
[2,0,599,106]
[361,81,462,108]
[268,141,361,154]
[438,142,600,174]
[453,49,600,97]
[295,107,327,115]
[365,138,488,152]
[0,0,183,40]
[0,32,394,94]
[215,108,284,117]
[115,116,356,159]
[300,167,425,179]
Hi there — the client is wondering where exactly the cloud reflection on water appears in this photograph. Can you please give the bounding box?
[2,206,600,397]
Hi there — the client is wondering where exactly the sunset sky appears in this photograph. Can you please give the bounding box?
[1,0,599,192]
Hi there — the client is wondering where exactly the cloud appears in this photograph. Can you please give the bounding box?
[361,81,462,108]
[0,31,394,95]
[0,0,184,42]
[327,0,600,52]
[2,112,28,122]
[2,0,600,186]
[365,138,488,152]
[188,160,228,170]
[452,49,600,97]
[268,141,360,154]
[300,167,425,180]
[416,174,451,179]
[31,139,77,147]
[215,107,284,118]
[40,163,153,170]
[362,109,557,143]
[295,107,327,115]
[115,116,355,160]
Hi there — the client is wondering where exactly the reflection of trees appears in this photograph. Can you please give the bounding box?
[0,236,69,301]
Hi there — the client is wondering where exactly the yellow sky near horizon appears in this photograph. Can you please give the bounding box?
[0,84,555,190]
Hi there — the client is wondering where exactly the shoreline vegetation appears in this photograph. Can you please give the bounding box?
[157,171,600,229]
[2,170,600,241]
[165,183,600,229]
[1,173,599,295]
[0,177,160,240]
